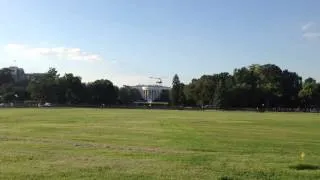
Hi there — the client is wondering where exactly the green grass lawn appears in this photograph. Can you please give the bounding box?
[0,108,319,180]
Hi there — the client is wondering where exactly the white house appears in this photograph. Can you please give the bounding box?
[129,85,170,103]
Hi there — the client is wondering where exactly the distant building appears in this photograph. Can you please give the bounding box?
[1,66,45,82]
[8,66,26,82]
[129,85,170,103]
[25,73,45,81]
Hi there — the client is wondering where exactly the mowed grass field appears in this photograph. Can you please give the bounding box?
[0,109,319,180]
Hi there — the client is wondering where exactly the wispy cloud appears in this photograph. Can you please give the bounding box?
[303,32,320,39]
[4,44,103,62]
[302,22,315,31]
[110,59,118,64]
[302,22,320,40]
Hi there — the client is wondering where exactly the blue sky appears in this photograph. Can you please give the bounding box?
[0,0,320,86]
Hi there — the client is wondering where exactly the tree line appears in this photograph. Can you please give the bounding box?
[172,64,319,110]
[0,67,142,105]
[1,64,320,109]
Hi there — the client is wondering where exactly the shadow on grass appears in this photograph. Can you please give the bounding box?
[219,176,234,180]
[289,164,320,170]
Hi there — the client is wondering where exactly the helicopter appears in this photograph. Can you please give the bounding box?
[149,76,164,85]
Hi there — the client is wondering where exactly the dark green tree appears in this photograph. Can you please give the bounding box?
[27,68,60,103]
[87,79,118,105]
[57,73,86,104]
[212,73,232,108]
[171,74,184,105]
[298,78,319,109]
[0,68,14,85]
[154,89,170,102]
[280,70,302,108]
[119,86,142,104]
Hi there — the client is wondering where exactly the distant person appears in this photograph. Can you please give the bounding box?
[257,104,265,112]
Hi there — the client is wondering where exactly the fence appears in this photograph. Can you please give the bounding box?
[0,102,319,113]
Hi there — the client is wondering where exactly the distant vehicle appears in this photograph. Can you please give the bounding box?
[0,103,5,107]
[38,102,52,107]
[203,105,215,109]
[43,102,52,107]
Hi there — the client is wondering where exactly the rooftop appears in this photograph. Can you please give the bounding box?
[127,84,171,88]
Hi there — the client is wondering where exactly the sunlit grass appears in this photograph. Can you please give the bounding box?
[0,108,319,179]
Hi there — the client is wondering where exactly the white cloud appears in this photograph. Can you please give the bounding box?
[4,43,102,62]
[303,32,320,39]
[302,22,320,40]
[302,22,315,31]
[6,44,26,49]
[2,44,171,86]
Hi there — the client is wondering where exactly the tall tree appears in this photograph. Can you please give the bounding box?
[27,68,60,103]
[183,79,197,106]
[119,86,142,104]
[157,89,170,102]
[232,67,255,107]
[257,64,283,108]
[280,70,302,108]
[213,81,224,108]
[299,78,319,109]
[0,68,14,86]
[0,68,15,102]
[171,74,184,105]
[87,79,118,105]
[212,73,232,108]
[57,73,86,104]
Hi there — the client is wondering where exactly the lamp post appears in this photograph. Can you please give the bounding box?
[13,94,19,107]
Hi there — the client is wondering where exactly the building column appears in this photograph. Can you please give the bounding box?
[144,90,147,100]
[151,90,154,101]
[146,90,148,101]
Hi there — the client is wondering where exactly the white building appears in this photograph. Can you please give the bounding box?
[129,85,170,103]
